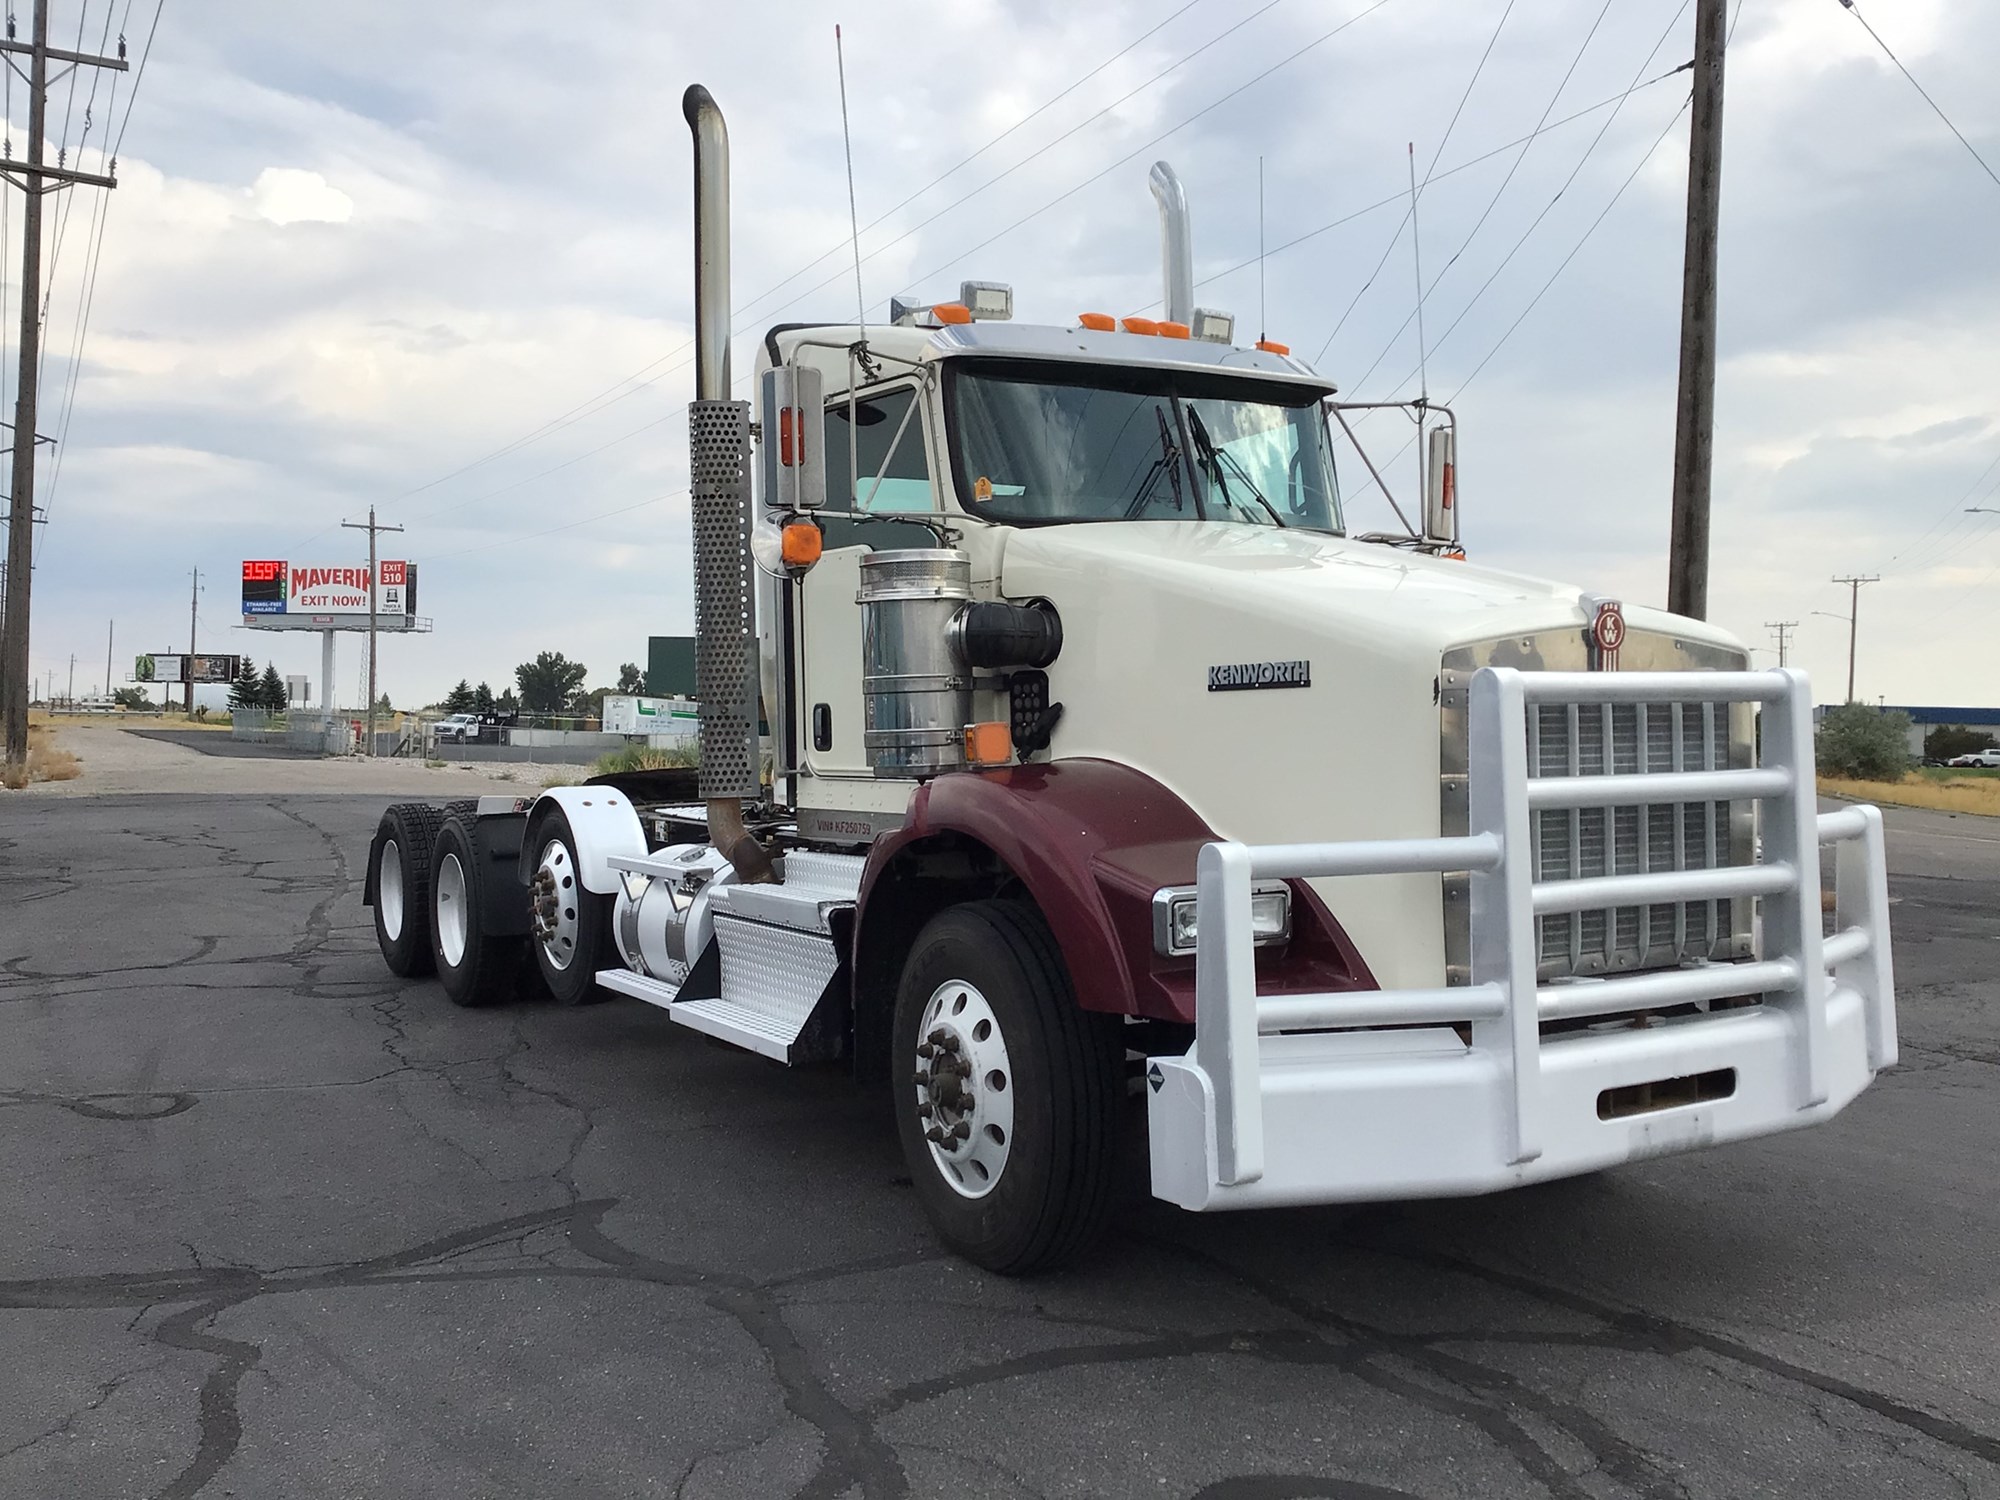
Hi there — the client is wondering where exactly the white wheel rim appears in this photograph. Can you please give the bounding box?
[913,979,1015,1200]
[379,839,404,941]
[531,838,580,971]
[435,852,468,968]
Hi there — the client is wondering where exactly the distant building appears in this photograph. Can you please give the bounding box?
[1880,706,2000,755]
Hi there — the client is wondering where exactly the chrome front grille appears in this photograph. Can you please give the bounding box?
[1438,627,1756,988]
[1529,700,1746,979]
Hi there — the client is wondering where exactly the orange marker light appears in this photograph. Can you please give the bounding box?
[1156,321,1191,339]
[932,302,973,325]
[1121,316,1159,336]
[1077,312,1116,331]
[1256,338,1291,356]
[964,721,1014,767]
[781,522,823,569]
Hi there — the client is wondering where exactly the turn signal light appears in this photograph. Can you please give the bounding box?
[781,522,823,569]
[932,302,973,325]
[963,720,1013,767]
[1256,338,1291,356]
[1121,316,1159,336]
[1078,312,1116,331]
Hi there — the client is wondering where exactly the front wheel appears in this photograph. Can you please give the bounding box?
[528,809,612,1006]
[893,900,1124,1275]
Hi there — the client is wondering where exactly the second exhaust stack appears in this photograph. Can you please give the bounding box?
[684,84,774,883]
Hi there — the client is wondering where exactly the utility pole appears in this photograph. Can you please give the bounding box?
[1831,575,1879,703]
[64,650,72,705]
[1765,620,1797,668]
[341,507,402,756]
[0,0,126,768]
[185,567,199,717]
[1667,0,1726,620]
[104,618,112,697]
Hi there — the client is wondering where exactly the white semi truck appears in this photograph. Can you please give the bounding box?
[363,86,1897,1273]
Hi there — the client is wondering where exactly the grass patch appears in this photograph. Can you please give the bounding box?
[1822,772,2000,817]
[2,726,83,788]
[594,743,700,776]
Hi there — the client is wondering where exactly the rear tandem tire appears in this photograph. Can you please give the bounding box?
[370,803,450,977]
[528,807,613,1006]
[428,815,526,1008]
[893,899,1124,1275]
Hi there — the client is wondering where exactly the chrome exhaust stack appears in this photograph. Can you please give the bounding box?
[683,84,776,884]
[1148,160,1194,327]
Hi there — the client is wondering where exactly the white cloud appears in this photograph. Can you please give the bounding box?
[248,166,353,226]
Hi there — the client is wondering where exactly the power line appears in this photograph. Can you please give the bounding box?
[1345,1,1693,404]
[1316,0,1615,367]
[1836,0,2000,196]
[376,0,1251,517]
[1314,0,1520,364]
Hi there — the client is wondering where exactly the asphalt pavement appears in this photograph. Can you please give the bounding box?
[1,791,1994,1499]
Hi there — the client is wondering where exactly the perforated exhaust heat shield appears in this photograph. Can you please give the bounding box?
[690,397,758,800]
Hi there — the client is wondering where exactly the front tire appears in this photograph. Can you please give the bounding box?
[893,900,1123,1275]
[370,803,450,976]
[429,816,524,1008]
[528,808,612,1006]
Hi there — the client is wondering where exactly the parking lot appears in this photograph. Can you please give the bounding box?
[2,735,1997,1498]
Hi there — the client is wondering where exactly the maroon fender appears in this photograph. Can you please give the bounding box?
[854,757,1376,1024]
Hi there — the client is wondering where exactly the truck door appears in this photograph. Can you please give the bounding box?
[797,383,937,781]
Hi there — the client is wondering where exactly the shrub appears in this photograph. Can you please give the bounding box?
[1816,703,1912,781]
[593,742,700,776]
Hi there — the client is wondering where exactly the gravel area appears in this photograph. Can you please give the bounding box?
[11,726,566,798]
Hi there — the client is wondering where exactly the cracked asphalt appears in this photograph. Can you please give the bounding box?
[2,779,1996,1499]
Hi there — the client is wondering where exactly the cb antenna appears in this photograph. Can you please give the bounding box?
[835,25,867,347]
[1407,141,1428,404]
[1257,155,1267,345]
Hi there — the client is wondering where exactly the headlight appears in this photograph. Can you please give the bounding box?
[1151,882,1292,957]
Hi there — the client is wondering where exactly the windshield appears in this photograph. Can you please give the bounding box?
[947,360,1341,531]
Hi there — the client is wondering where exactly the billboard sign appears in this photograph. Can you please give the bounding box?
[242,560,415,620]
[134,654,240,684]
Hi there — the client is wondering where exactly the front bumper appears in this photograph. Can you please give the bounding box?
[1147,667,1897,1212]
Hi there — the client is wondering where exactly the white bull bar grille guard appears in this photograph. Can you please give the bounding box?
[1147,667,1898,1212]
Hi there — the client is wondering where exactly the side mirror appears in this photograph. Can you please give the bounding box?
[1423,425,1456,547]
[759,364,825,511]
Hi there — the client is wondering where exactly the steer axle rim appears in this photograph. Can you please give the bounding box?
[913,979,1015,1200]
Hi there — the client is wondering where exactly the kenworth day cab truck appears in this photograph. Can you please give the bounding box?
[363,86,1897,1274]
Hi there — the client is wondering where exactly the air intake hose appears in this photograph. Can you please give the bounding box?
[949,600,1062,671]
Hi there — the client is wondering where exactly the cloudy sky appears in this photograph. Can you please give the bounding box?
[13,0,2000,711]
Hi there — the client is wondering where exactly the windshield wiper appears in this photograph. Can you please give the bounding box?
[1123,405,1187,520]
[1187,408,1283,528]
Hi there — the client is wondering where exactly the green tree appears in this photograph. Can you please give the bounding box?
[616,662,646,695]
[495,687,519,715]
[1817,704,1912,781]
[1925,725,1996,762]
[443,679,477,715]
[258,662,288,712]
[375,692,394,715]
[228,656,261,711]
[473,681,495,714]
[112,686,152,710]
[515,651,588,717]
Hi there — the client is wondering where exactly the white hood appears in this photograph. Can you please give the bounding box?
[997,522,1745,990]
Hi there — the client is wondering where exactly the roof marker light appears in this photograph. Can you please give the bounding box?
[1157,321,1190,339]
[932,302,973,325]
[1121,316,1159,336]
[1078,312,1116,331]
[1256,338,1290,356]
